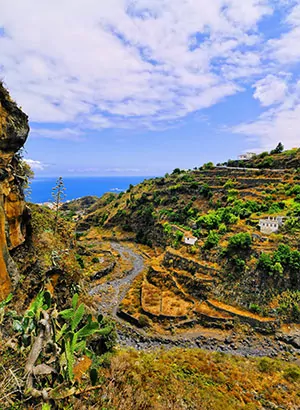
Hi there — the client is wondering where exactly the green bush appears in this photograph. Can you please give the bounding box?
[249,303,261,314]
[138,314,150,327]
[202,162,214,170]
[172,168,182,175]
[203,231,220,250]
[227,233,252,253]
[283,366,300,382]
[258,357,277,373]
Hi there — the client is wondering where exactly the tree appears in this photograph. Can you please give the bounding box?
[227,232,252,253]
[172,168,182,175]
[51,176,66,234]
[204,231,220,250]
[271,142,284,155]
[203,162,214,170]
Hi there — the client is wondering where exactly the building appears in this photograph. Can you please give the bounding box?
[238,152,256,161]
[184,236,198,246]
[259,216,287,235]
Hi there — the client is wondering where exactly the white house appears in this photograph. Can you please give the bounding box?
[238,152,256,161]
[259,216,287,235]
[184,236,198,246]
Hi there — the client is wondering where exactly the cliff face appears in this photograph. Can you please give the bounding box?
[0,83,30,300]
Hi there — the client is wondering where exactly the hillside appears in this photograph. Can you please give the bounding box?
[221,144,300,169]
[68,154,300,339]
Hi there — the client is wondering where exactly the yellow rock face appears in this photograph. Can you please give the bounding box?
[0,194,12,300]
[0,83,29,300]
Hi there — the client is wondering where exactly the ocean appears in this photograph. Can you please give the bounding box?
[28,176,153,204]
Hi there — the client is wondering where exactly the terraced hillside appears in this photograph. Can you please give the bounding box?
[65,150,300,336]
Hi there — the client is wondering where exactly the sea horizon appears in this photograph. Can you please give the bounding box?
[29,175,156,204]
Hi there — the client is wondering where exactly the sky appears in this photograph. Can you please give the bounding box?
[1,0,300,177]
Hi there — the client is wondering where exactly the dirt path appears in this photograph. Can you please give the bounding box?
[89,242,144,315]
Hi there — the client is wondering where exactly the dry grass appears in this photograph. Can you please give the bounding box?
[90,348,300,410]
[208,299,274,322]
[0,362,23,409]
[194,301,233,319]
[141,281,161,315]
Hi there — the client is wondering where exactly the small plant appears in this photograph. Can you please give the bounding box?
[51,176,66,234]
[283,366,300,382]
[249,303,261,314]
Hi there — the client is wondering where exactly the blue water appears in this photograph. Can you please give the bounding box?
[29,176,153,203]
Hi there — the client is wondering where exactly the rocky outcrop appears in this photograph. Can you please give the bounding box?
[0,83,30,300]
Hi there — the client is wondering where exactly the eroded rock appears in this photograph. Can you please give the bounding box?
[0,83,30,300]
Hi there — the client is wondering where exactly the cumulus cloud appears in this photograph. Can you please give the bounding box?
[253,75,288,107]
[24,159,47,170]
[232,2,300,149]
[1,0,300,150]
[0,0,271,129]
[233,76,300,149]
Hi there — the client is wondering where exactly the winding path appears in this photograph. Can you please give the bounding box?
[89,242,144,315]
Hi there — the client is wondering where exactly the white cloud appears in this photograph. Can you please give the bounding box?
[0,0,272,130]
[233,76,300,149]
[30,128,84,141]
[24,159,47,170]
[1,0,300,151]
[253,75,288,106]
[232,2,300,149]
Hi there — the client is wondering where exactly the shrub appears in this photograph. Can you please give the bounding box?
[259,151,269,158]
[257,253,273,275]
[283,366,300,382]
[200,183,212,198]
[172,168,182,175]
[218,223,227,234]
[276,291,300,322]
[138,314,150,328]
[232,257,246,273]
[270,142,284,155]
[227,233,252,252]
[203,231,220,250]
[258,358,277,373]
[249,303,261,314]
[259,157,274,168]
[175,230,184,242]
[202,162,214,170]
[224,179,235,189]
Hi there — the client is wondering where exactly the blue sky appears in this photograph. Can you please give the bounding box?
[1,0,300,176]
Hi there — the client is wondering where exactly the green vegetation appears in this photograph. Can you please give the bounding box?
[227,233,252,253]
[203,230,220,249]
[257,244,300,288]
[1,291,116,406]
